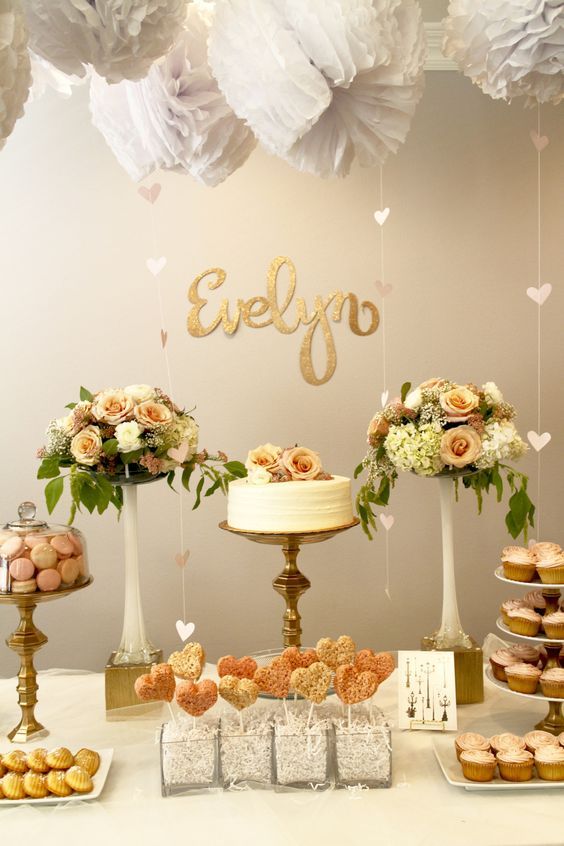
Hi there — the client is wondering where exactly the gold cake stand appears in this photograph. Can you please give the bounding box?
[219,520,359,648]
[0,578,92,742]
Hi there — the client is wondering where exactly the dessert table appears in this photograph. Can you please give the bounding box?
[1,665,563,845]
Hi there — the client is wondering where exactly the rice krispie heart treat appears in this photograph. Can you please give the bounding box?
[334,665,379,705]
[316,635,356,670]
[354,649,395,682]
[253,656,292,698]
[219,676,259,711]
[134,663,176,703]
[282,646,318,670]
[176,679,218,717]
[168,642,205,681]
[217,655,258,680]
[290,662,332,704]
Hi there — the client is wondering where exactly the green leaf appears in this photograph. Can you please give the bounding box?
[166,470,177,492]
[353,461,364,480]
[192,476,205,510]
[492,465,503,502]
[80,386,94,402]
[505,510,519,539]
[80,483,98,514]
[121,449,143,465]
[102,439,119,456]
[45,476,64,514]
[205,478,222,497]
[400,381,412,403]
[37,457,61,479]
[509,488,531,529]
[182,465,194,491]
[65,402,77,410]
[223,461,247,478]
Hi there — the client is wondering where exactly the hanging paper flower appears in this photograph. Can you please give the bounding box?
[443,0,564,105]
[0,0,31,151]
[90,3,256,186]
[22,0,188,84]
[208,0,426,178]
[28,51,86,102]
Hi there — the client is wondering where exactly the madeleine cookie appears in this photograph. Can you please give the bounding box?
[74,748,100,777]
[23,771,49,799]
[26,747,49,773]
[65,765,93,794]
[2,750,28,773]
[46,769,73,797]
[45,747,74,770]
[2,772,26,799]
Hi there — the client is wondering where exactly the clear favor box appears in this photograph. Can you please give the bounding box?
[333,721,392,789]
[219,716,274,788]
[160,718,220,796]
[274,719,333,790]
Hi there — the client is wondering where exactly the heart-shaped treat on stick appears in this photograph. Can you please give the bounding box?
[354,650,395,683]
[253,656,292,698]
[176,679,218,717]
[282,647,318,671]
[291,662,332,704]
[217,655,258,680]
[316,636,356,670]
[134,663,175,703]
[168,642,205,681]
[334,665,379,705]
[219,676,259,711]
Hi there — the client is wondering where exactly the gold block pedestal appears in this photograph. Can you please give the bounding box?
[421,636,484,705]
[105,650,163,718]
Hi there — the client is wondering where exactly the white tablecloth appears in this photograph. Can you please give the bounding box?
[1,667,562,846]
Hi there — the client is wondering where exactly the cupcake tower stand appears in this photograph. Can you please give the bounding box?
[485,566,564,735]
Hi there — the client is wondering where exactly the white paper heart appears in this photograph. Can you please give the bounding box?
[381,390,389,408]
[528,539,538,549]
[169,442,189,464]
[175,550,190,568]
[526,284,552,305]
[160,329,168,349]
[374,208,390,226]
[138,183,161,204]
[379,514,395,531]
[147,256,167,277]
[375,280,393,297]
[527,431,551,452]
[176,620,195,642]
[530,130,549,153]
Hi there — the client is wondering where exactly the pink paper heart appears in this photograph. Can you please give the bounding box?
[147,256,167,276]
[528,539,538,549]
[169,442,190,464]
[138,183,161,204]
[526,284,552,305]
[375,280,393,297]
[176,620,195,642]
[381,390,389,408]
[175,550,190,568]
[374,208,390,226]
[379,514,395,531]
[527,431,551,452]
[530,130,549,153]
[160,329,168,349]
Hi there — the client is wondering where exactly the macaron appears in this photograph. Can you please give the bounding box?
[50,535,74,557]
[58,558,79,585]
[30,543,58,570]
[67,532,83,555]
[0,537,25,560]
[9,558,35,582]
[75,555,86,576]
[11,579,37,594]
[24,534,48,549]
[36,569,62,592]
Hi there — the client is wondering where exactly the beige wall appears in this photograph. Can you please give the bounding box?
[0,68,563,676]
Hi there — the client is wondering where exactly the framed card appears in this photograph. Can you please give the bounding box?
[397,651,457,731]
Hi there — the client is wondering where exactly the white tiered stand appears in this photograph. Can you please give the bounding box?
[487,567,564,735]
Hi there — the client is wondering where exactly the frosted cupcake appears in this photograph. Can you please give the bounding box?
[459,750,497,782]
[536,553,564,585]
[532,542,562,560]
[489,733,526,754]
[454,732,490,761]
[524,730,559,753]
[501,546,536,582]
[509,644,541,665]
[534,745,564,781]
[500,599,531,626]
[541,611,564,639]
[540,668,564,699]
[496,749,534,782]
[505,663,542,694]
[506,608,542,637]
[524,590,548,615]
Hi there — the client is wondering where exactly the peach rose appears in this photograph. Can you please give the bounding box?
[439,426,482,468]
[367,414,389,445]
[245,443,282,473]
[439,386,479,422]
[134,400,173,428]
[280,446,322,480]
[70,425,102,466]
[92,389,134,425]
[420,377,447,390]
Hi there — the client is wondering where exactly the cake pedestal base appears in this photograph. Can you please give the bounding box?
[535,701,564,735]
[421,636,484,705]
[105,650,163,716]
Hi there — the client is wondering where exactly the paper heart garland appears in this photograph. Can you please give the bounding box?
[175,620,195,642]
[168,442,190,464]
[134,663,175,703]
[290,662,332,704]
[175,550,190,568]
[218,676,259,710]
[530,130,549,153]
[176,679,217,717]
[379,514,395,531]
[528,539,538,549]
[381,390,389,408]
[375,280,393,297]
[526,284,552,305]
[138,183,161,204]
[146,256,167,276]
[527,431,551,452]
[160,329,168,349]
[374,208,390,226]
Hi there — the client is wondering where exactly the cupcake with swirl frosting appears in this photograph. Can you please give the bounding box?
[540,668,564,699]
[524,590,549,615]
[506,608,542,637]
[455,732,490,761]
[509,644,541,665]
[536,553,564,585]
[489,649,521,682]
[505,663,542,694]
[459,750,497,782]
[541,611,564,640]
[524,730,559,753]
[500,599,532,625]
[534,745,564,780]
[489,733,526,754]
[501,546,536,582]
[532,542,562,560]
[496,749,534,782]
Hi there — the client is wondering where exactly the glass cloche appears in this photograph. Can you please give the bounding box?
[0,502,89,594]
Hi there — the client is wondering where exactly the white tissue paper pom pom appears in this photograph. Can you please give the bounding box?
[90,3,256,186]
[0,0,31,151]
[443,0,564,105]
[28,51,85,101]
[23,0,188,83]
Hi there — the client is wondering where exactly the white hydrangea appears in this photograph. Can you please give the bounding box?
[385,422,445,476]
[482,381,503,407]
[475,421,527,469]
[168,414,199,456]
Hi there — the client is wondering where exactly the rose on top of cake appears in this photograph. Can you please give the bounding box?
[245,444,333,485]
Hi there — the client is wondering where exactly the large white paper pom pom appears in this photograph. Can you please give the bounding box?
[208,0,425,178]
[90,4,256,186]
[29,52,86,101]
[443,0,564,105]
[0,0,31,151]
[23,0,188,83]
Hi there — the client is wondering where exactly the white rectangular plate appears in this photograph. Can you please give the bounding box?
[433,735,564,791]
[2,747,113,805]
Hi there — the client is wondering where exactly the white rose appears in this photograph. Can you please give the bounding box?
[56,414,74,435]
[124,384,154,404]
[248,467,272,485]
[404,387,422,410]
[115,421,143,453]
[483,381,504,406]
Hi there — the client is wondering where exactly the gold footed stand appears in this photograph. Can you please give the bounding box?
[421,635,484,706]
[0,579,92,743]
[219,520,359,648]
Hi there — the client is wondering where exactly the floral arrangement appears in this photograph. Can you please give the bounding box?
[244,444,332,485]
[356,378,535,540]
[37,385,245,521]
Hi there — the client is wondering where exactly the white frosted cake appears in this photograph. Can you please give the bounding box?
[227,443,353,532]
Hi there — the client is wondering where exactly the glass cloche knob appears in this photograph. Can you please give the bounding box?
[18,502,36,521]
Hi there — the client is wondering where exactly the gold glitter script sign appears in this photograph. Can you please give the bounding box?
[187,256,379,386]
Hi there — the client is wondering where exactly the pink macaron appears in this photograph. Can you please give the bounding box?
[9,558,35,582]
[50,535,74,557]
[1,536,25,560]
[67,532,83,555]
[36,569,62,592]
